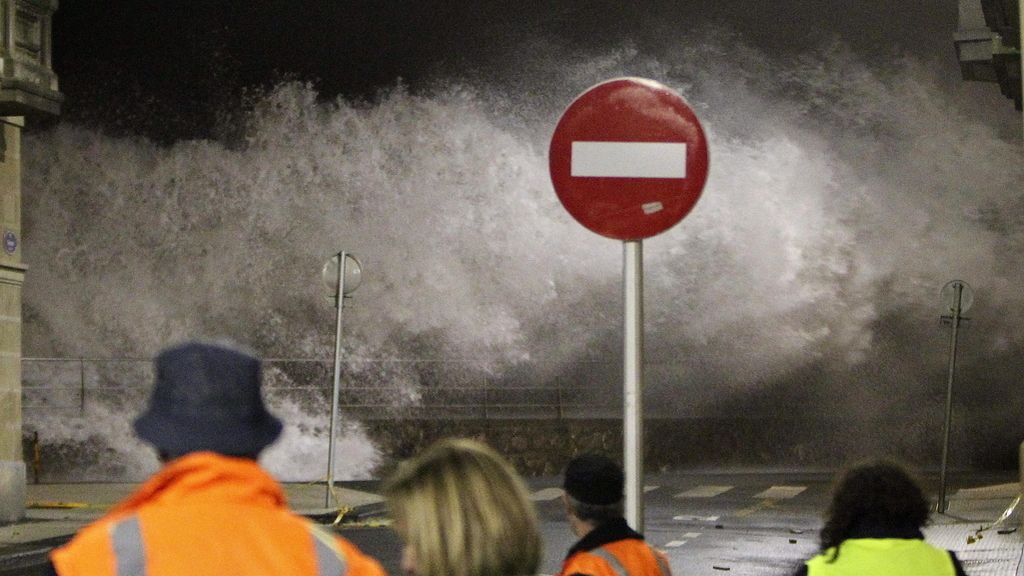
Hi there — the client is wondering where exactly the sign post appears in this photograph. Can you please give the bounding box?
[623,239,644,526]
[549,78,709,531]
[321,251,362,508]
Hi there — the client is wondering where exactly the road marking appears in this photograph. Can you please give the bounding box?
[735,499,779,518]
[530,487,564,501]
[531,485,656,500]
[571,141,687,178]
[673,514,720,522]
[675,485,733,498]
[754,485,807,499]
[665,532,702,547]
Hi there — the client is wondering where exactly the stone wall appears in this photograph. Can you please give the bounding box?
[20,414,1020,483]
[363,415,1013,477]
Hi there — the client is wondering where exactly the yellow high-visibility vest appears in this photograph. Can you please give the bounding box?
[806,538,956,576]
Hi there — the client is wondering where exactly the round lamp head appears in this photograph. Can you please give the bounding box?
[322,253,363,297]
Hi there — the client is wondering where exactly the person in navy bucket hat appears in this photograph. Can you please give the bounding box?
[48,339,387,576]
[133,340,283,457]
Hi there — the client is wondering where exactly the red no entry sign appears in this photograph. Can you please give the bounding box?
[549,78,709,240]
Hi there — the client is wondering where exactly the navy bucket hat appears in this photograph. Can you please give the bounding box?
[133,341,283,456]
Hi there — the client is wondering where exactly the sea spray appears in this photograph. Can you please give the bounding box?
[22,33,1024,476]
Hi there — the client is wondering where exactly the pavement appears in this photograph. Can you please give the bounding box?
[1,473,1022,576]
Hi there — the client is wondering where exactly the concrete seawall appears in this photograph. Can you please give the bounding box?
[364,416,1021,477]
[20,416,1020,482]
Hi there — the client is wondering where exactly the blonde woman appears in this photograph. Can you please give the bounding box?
[383,438,542,576]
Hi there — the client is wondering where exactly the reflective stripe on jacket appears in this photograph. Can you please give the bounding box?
[50,452,385,576]
[805,538,957,576]
[561,538,669,576]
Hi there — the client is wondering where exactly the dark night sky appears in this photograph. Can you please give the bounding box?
[47,0,1020,142]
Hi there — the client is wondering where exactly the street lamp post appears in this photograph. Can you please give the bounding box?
[321,251,362,508]
[937,280,972,513]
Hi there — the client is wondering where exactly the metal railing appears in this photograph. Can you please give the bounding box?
[21,357,626,420]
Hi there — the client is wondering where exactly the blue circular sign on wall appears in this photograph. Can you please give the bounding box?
[3,230,16,254]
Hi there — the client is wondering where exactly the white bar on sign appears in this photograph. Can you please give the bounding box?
[572,141,687,178]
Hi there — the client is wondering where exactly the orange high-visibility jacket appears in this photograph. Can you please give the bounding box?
[50,452,385,576]
[560,538,670,576]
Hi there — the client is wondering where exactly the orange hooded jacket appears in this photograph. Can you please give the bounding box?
[50,452,385,576]
[560,538,671,576]
[558,517,671,576]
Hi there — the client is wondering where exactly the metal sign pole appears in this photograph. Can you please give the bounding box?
[938,281,964,513]
[623,240,644,532]
[326,251,348,508]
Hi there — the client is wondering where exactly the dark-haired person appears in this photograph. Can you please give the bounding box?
[558,453,672,576]
[49,340,385,576]
[794,460,966,576]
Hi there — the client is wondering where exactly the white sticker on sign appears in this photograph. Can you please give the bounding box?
[571,142,687,178]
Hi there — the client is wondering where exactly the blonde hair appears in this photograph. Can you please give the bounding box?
[383,438,542,576]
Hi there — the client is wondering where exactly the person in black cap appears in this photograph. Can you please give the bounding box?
[558,453,673,576]
[48,340,385,576]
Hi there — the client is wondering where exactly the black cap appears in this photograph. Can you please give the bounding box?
[133,341,283,456]
[563,453,624,505]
